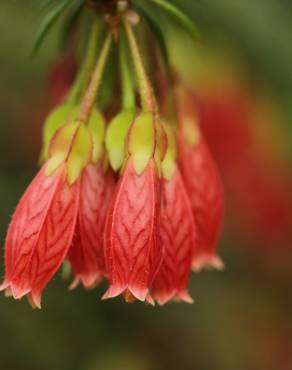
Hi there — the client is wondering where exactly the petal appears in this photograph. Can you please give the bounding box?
[103,158,162,302]
[68,162,115,289]
[152,167,196,304]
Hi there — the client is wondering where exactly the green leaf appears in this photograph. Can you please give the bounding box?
[132,0,169,66]
[36,0,59,11]
[60,0,85,50]
[31,0,71,56]
[106,110,135,171]
[148,0,200,41]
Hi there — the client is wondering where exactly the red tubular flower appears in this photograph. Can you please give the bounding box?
[68,162,115,289]
[196,87,292,250]
[103,158,161,303]
[0,122,92,307]
[0,164,80,308]
[103,112,162,303]
[152,166,196,305]
[179,137,224,270]
[176,86,224,271]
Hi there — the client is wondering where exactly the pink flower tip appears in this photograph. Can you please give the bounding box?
[27,292,42,310]
[69,273,102,291]
[102,284,152,304]
[153,290,194,306]
[192,253,225,272]
[175,291,194,304]
[0,281,30,300]
[0,281,42,309]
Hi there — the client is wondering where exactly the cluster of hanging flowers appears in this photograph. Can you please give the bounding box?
[1,0,224,308]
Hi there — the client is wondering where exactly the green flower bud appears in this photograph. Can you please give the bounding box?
[40,103,77,163]
[128,112,155,174]
[87,108,105,163]
[105,109,135,171]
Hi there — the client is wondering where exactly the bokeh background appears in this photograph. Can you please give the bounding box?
[0,1,292,370]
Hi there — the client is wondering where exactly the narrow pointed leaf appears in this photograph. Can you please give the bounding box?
[60,0,85,50]
[32,0,71,56]
[132,1,169,66]
[148,0,200,41]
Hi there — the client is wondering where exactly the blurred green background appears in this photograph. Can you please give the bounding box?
[0,1,292,370]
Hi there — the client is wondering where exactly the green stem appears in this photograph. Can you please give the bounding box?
[66,19,100,105]
[124,20,155,113]
[120,31,135,110]
[77,34,112,123]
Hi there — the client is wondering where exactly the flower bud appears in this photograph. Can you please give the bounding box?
[105,109,135,171]
[39,103,77,163]
[127,112,156,174]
